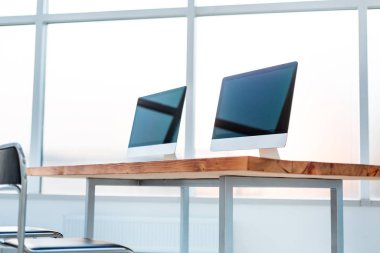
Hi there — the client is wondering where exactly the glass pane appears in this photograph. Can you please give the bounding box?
[192,181,359,200]
[196,0,325,6]
[49,0,186,14]
[43,19,187,194]
[236,181,359,200]
[0,0,36,16]
[0,26,35,160]
[368,9,380,199]
[195,11,360,199]
[96,186,180,197]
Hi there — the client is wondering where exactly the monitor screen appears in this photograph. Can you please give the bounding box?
[211,62,298,151]
[128,86,187,149]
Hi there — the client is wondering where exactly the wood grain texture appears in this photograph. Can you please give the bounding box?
[27,156,380,180]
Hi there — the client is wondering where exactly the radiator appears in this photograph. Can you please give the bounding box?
[63,215,218,253]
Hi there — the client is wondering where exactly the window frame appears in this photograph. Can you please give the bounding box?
[0,0,377,199]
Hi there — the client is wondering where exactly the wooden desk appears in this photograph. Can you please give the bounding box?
[27,156,380,253]
[27,156,380,180]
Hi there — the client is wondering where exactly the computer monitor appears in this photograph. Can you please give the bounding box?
[128,86,187,158]
[210,62,298,155]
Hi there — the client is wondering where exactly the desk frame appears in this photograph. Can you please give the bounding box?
[219,176,343,253]
[83,176,343,253]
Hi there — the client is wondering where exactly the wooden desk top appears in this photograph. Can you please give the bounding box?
[27,156,380,180]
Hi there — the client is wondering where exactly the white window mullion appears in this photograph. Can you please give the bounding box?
[358,3,370,201]
[0,15,35,25]
[45,8,187,24]
[196,1,358,17]
[29,0,48,193]
[185,0,196,158]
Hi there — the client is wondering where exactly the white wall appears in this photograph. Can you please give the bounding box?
[0,194,379,253]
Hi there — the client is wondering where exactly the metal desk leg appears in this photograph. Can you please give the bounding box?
[180,186,190,253]
[219,176,234,253]
[84,178,96,238]
[331,180,344,253]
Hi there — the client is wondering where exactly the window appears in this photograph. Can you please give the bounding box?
[1,0,375,200]
[42,19,186,194]
[0,0,36,16]
[194,11,360,199]
[368,9,380,199]
[0,26,35,160]
[195,11,359,163]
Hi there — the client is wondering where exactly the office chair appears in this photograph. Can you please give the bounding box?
[0,143,62,242]
[0,227,62,240]
[0,143,133,253]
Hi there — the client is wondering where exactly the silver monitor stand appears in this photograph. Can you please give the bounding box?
[163,153,177,160]
[127,149,177,162]
[259,148,280,159]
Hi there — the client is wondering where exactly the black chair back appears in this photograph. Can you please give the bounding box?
[0,144,22,185]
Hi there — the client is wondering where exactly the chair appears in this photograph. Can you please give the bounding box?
[0,227,62,240]
[0,143,62,242]
[0,143,133,253]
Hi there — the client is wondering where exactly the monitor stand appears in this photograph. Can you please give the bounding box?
[164,153,177,160]
[259,148,280,159]
[127,153,177,162]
